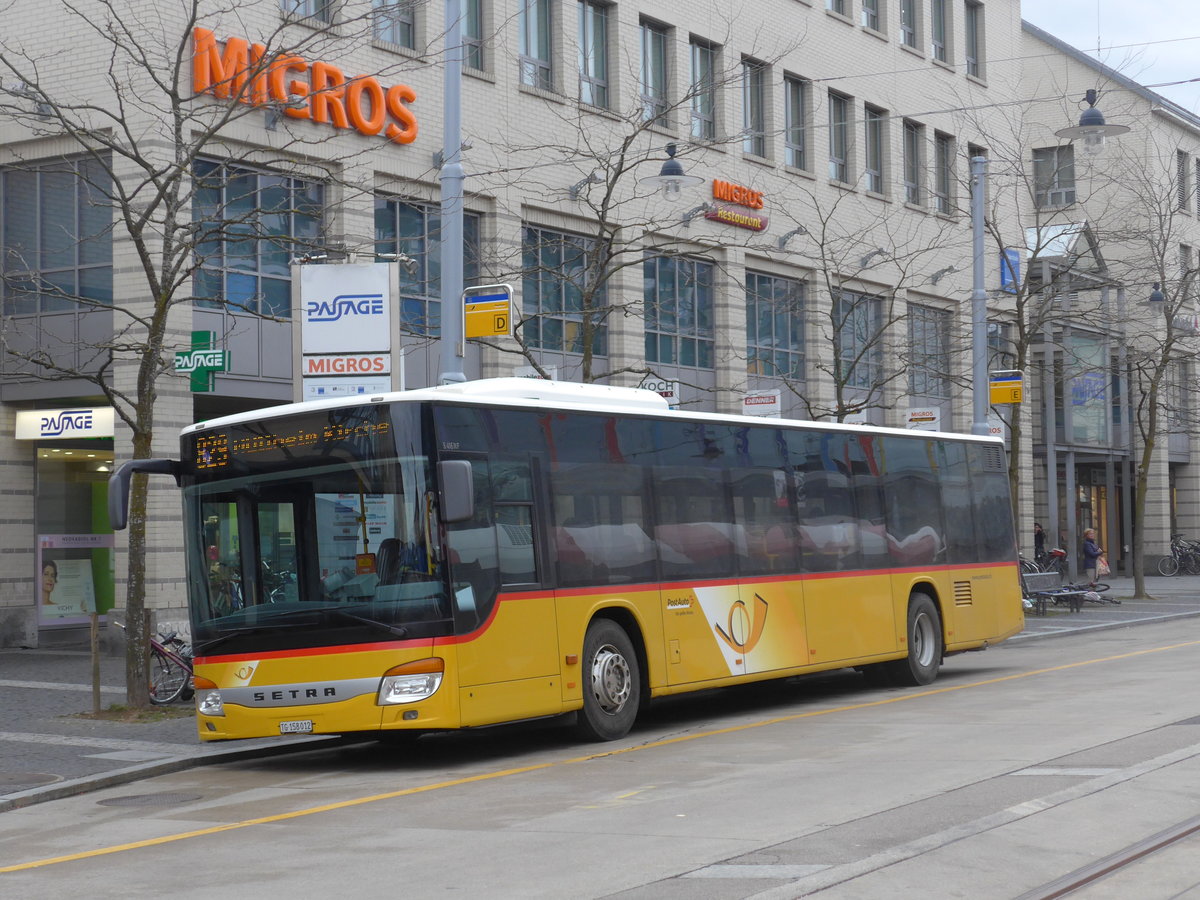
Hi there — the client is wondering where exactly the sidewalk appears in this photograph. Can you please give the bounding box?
[1010,573,1200,640]
[0,644,339,813]
[2,574,1198,811]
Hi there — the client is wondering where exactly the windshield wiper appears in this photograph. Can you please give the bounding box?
[194,622,309,655]
[320,607,410,639]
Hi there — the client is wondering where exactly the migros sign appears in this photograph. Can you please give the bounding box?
[192,27,418,144]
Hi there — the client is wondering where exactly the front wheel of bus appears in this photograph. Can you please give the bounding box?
[884,593,943,687]
[576,620,641,742]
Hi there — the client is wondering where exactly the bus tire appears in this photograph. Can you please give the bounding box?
[576,619,640,742]
[883,593,942,687]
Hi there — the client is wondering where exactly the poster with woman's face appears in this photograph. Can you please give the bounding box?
[38,552,97,619]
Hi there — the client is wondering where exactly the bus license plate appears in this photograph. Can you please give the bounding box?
[279,720,314,734]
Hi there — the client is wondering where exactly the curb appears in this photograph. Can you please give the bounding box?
[0,734,359,814]
[1008,607,1200,642]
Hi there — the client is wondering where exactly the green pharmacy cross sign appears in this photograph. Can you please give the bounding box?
[174,331,230,392]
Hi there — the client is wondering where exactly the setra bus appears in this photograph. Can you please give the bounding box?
[108,378,1023,743]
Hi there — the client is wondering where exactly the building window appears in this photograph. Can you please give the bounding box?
[193,160,323,318]
[1178,150,1191,212]
[784,76,808,170]
[742,58,767,157]
[644,254,714,369]
[373,197,481,336]
[931,0,948,62]
[746,272,805,379]
[519,0,552,90]
[900,0,917,49]
[864,105,885,193]
[690,39,717,140]
[1,157,112,315]
[933,132,953,213]
[861,0,880,30]
[1195,159,1200,219]
[373,0,415,48]
[964,1,983,77]
[1033,146,1076,208]
[578,1,609,108]
[464,0,484,70]
[834,290,884,390]
[908,304,950,398]
[828,91,850,183]
[640,21,669,126]
[282,0,331,22]
[521,226,608,355]
[826,0,846,14]
[903,120,923,205]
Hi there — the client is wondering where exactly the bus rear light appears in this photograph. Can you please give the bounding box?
[378,658,444,705]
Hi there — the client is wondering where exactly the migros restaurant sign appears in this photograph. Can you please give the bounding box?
[192,27,418,144]
[706,178,769,232]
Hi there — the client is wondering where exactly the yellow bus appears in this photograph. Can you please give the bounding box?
[109,378,1023,743]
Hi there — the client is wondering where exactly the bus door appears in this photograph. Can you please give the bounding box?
[796,434,897,664]
[729,467,809,678]
[654,467,749,684]
[443,454,561,726]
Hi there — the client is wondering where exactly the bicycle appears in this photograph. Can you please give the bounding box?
[1157,533,1200,576]
[113,622,194,705]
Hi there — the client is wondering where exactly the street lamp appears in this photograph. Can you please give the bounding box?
[1055,89,1130,156]
[639,143,704,201]
[969,93,1132,436]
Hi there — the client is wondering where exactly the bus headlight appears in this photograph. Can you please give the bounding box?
[194,676,225,717]
[378,658,444,705]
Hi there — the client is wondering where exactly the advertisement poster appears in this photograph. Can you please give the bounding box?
[38,534,113,623]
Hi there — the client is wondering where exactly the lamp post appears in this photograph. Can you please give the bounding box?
[970,90,1129,437]
[970,155,990,436]
[438,0,466,385]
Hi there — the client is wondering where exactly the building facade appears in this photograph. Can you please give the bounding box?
[0,0,1194,646]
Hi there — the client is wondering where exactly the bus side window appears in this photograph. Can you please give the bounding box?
[881,436,947,567]
[492,458,538,585]
[730,469,797,575]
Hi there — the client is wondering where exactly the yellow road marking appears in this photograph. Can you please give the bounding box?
[3,638,1197,874]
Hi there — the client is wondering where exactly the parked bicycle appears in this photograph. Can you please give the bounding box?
[113,622,194,705]
[1158,533,1200,577]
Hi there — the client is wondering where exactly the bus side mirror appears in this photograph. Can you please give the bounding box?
[438,460,475,524]
[107,459,181,530]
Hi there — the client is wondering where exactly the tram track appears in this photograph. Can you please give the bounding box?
[1016,813,1200,899]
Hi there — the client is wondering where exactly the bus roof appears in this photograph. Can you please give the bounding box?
[181,377,1003,445]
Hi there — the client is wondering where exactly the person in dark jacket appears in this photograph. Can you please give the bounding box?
[1081,529,1104,584]
[1033,522,1046,564]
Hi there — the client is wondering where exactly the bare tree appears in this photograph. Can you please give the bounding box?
[0,0,415,704]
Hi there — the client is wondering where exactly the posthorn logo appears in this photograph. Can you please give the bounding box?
[40,409,93,437]
[305,293,386,323]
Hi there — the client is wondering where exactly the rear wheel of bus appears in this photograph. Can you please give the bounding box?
[576,619,641,741]
[883,593,942,686]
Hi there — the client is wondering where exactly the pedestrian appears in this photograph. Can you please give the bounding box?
[1081,529,1104,585]
[1033,522,1046,563]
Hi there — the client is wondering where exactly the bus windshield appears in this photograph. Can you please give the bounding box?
[181,403,455,654]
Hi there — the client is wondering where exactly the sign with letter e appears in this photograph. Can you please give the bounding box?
[989,369,1023,404]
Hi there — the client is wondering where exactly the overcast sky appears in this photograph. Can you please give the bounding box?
[1023,2,1200,114]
